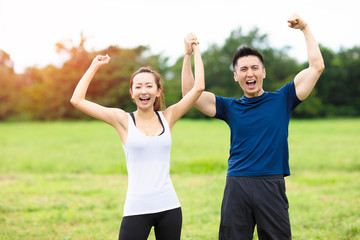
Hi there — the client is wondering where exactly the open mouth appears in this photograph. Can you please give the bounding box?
[139,97,150,104]
[246,80,256,88]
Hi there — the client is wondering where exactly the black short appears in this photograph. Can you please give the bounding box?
[118,207,182,240]
[219,175,291,240]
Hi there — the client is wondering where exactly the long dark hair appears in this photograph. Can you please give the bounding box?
[129,66,165,111]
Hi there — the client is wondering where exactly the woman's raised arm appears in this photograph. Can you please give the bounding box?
[70,55,128,137]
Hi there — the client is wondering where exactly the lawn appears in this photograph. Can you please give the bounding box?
[0,118,359,239]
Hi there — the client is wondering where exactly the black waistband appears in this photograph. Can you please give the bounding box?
[229,174,285,179]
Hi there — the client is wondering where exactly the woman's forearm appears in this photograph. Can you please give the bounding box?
[70,64,99,105]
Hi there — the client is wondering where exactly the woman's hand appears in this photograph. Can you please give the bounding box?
[92,54,111,68]
[184,33,199,56]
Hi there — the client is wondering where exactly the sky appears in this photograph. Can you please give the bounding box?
[0,0,358,73]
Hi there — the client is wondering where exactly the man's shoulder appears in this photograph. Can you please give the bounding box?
[275,81,295,93]
[216,95,239,103]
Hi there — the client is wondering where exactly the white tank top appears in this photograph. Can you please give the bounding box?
[122,111,180,216]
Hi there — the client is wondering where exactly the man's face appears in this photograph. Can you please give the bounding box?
[234,55,266,98]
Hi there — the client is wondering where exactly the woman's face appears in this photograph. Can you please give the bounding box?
[130,72,161,110]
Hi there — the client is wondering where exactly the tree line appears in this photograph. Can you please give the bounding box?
[1,28,359,121]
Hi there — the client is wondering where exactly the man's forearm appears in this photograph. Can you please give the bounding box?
[302,25,325,72]
[181,54,195,96]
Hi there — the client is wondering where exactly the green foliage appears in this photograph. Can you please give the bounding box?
[312,45,360,117]
[0,50,16,120]
[293,88,325,118]
[1,29,360,120]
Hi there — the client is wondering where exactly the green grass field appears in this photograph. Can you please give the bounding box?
[1,119,360,239]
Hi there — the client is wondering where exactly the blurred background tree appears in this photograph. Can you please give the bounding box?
[0,50,16,120]
[0,28,359,121]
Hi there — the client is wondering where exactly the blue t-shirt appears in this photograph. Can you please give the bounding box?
[214,81,301,176]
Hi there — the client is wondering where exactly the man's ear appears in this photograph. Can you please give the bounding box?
[263,67,266,79]
[234,72,237,82]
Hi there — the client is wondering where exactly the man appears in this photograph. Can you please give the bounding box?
[182,14,324,239]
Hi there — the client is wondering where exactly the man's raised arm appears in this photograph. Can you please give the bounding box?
[288,14,325,101]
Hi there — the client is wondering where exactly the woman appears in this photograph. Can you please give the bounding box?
[70,33,203,240]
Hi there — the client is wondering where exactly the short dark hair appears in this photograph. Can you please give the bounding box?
[232,46,265,71]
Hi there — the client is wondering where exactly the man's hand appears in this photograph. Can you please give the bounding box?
[184,33,199,56]
[288,14,307,31]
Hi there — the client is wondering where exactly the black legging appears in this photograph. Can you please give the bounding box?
[118,207,182,240]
